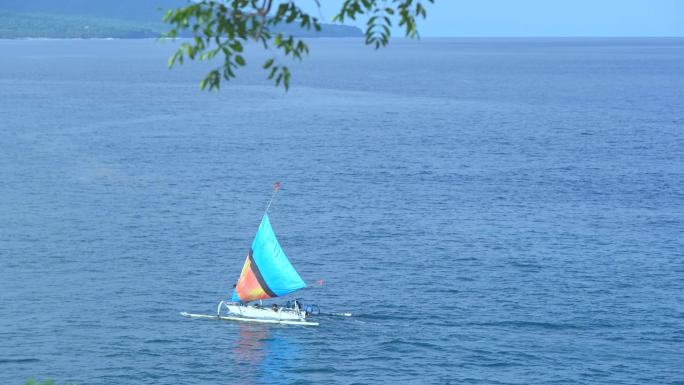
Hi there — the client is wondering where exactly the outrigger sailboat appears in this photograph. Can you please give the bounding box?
[181,183,324,326]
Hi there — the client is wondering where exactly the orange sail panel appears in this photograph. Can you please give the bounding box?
[234,250,276,302]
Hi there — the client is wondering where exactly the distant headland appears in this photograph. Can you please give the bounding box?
[0,0,362,39]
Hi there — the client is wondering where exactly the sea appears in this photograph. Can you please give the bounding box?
[0,38,682,385]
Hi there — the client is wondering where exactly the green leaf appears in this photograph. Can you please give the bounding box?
[230,40,243,52]
[268,65,278,79]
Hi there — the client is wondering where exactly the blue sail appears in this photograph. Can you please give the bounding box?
[231,214,306,302]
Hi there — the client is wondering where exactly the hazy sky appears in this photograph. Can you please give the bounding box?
[299,0,683,37]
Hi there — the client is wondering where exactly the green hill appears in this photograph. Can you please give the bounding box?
[0,0,189,22]
[0,12,163,38]
[0,0,362,39]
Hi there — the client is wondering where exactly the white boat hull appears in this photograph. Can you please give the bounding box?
[225,303,304,321]
[180,312,319,326]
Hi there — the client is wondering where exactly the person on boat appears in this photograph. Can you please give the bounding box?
[271,304,279,312]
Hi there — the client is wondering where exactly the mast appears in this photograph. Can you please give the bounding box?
[264,181,281,214]
[235,181,281,299]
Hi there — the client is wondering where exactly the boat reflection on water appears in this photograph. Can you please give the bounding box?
[232,324,269,366]
[230,322,301,385]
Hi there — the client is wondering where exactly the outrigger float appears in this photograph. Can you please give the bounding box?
[181,183,349,327]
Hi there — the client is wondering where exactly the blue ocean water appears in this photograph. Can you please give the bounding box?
[0,38,683,385]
